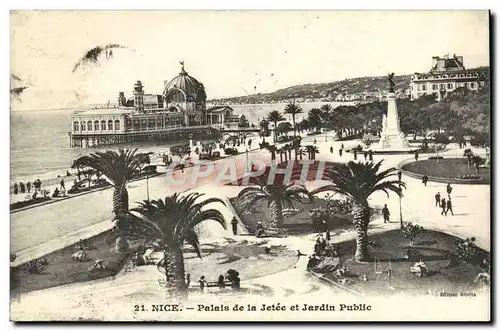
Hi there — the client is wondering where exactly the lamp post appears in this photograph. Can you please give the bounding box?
[398,171,403,228]
[246,148,250,173]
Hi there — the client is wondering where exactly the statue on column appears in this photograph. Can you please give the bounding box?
[388,73,396,93]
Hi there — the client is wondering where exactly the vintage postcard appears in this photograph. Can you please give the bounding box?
[10,10,491,322]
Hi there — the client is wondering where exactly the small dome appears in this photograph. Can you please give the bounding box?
[163,66,206,103]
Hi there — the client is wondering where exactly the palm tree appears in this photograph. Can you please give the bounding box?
[297,148,307,160]
[265,145,278,165]
[76,149,145,252]
[267,111,285,142]
[312,161,405,262]
[127,193,226,294]
[284,102,303,137]
[237,179,312,230]
[305,145,320,160]
[320,104,333,127]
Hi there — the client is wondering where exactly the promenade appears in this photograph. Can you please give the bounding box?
[10,132,490,320]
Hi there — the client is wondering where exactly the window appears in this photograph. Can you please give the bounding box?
[470,82,476,89]
[94,120,99,131]
[114,120,120,131]
[432,84,438,91]
[108,120,114,131]
[447,83,453,89]
[73,121,80,131]
[101,120,107,130]
[87,121,92,131]
[81,121,86,131]
[422,85,427,91]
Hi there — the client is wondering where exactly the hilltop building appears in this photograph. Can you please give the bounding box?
[69,64,250,148]
[410,54,485,101]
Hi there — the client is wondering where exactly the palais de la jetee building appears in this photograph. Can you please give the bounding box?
[69,65,240,148]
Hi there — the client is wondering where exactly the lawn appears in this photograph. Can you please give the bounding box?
[182,238,298,284]
[231,196,356,236]
[316,229,489,296]
[402,158,490,183]
[11,230,130,295]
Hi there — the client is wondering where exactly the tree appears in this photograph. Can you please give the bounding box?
[259,118,270,137]
[127,193,226,295]
[277,122,293,136]
[238,115,250,128]
[75,149,144,252]
[237,180,312,230]
[308,108,323,131]
[297,147,307,160]
[305,145,319,160]
[267,111,285,142]
[265,145,278,165]
[284,102,303,137]
[320,104,333,129]
[312,161,405,262]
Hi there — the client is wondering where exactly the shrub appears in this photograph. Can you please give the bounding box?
[455,237,481,264]
[224,148,238,156]
[400,222,424,246]
[456,174,481,180]
[22,258,47,275]
[428,156,444,160]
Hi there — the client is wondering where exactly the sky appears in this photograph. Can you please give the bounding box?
[10,10,490,110]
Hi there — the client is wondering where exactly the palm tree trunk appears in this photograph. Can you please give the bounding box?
[268,199,284,229]
[113,187,130,252]
[163,242,187,298]
[273,121,278,142]
[292,115,296,137]
[352,202,371,262]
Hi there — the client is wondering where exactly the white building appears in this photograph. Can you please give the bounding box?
[410,54,486,101]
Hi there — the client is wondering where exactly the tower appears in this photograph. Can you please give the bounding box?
[133,81,144,113]
[118,92,126,107]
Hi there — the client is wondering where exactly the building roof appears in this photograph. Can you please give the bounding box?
[207,106,233,113]
[73,108,132,116]
[431,55,466,72]
[163,65,206,102]
[125,94,162,107]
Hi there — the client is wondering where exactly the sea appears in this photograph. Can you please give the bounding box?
[10,102,346,185]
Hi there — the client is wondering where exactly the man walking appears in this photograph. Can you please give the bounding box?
[363,151,368,161]
[446,198,454,216]
[339,148,343,157]
[415,151,419,161]
[435,192,441,207]
[422,175,429,187]
[353,150,358,161]
[397,170,402,182]
[231,217,238,235]
[330,146,333,154]
[382,204,390,223]
[368,150,374,161]
[440,198,447,216]
[446,183,453,198]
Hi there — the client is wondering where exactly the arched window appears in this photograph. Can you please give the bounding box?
[81,121,86,131]
[73,121,80,131]
[87,121,92,131]
[94,120,99,131]
[114,120,120,131]
[108,120,114,131]
[101,120,107,131]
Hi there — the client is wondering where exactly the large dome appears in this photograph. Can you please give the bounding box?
[163,66,206,103]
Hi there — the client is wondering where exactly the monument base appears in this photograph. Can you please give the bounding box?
[376,92,411,152]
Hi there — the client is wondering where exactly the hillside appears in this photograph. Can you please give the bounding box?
[210,66,489,104]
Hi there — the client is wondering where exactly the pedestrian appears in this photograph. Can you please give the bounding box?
[66,170,71,177]
[19,182,25,194]
[339,148,343,157]
[60,179,65,190]
[198,275,207,292]
[446,183,453,198]
[435,192,441,207]
[322,220,331,241]
[341,143,344,150]
[353,150,357,160]
[330,146,333,154]
[368,150,373,161]
[363,151,368,160]
[440,198,447,216]
[231,217,238,235]
[414,151,419,161]
[446,198,454,216]
[185,273,191,287]
[382,204,390,223]
[218,275,225,289]
[13,183,18,194]
[397,170,402,182]
[314,138,317,144]
[422,175,428,186]
[27,181,31,193]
